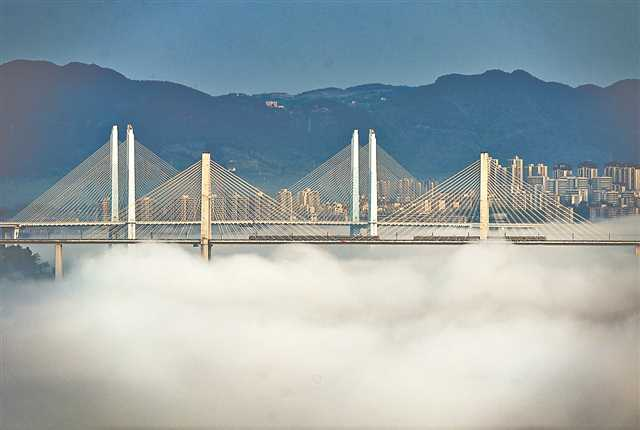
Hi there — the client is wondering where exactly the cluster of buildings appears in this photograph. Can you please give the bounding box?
[277,188,349,221]
[94,157,639,223]
[272,158,640,222]
[101,191,287,222]
[275,178,436,222]
[509,157,640,219]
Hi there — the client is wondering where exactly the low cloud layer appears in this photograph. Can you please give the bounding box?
[1,235,639,428]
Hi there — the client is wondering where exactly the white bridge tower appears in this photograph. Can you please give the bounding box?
[350,129,360,236]
[368,129,378,237]
[479,152,489,240]
[127,124,136,240]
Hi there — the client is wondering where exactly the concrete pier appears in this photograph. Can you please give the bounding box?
[54,242,63,280]
[200,153,212,261]
[368,129,378,237]
[635,244,640,257]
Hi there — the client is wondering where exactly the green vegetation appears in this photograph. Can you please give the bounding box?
[0,245,51,280]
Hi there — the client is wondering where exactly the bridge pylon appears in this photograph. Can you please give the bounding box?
[479,152,489,240]
[350,129,360,236]
[200,153,212,261]
[368,129,378,237]
[110,125,119,223]
[127,124,136,240]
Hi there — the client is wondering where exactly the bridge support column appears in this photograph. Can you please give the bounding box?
[479,152,489,240]
[200,153,212,261]
[127,124,136,240]
[368,129,378,237]
[13,227,20,240]
[54,242,63,281]
[635,244,640,257]
[350,129,360,236]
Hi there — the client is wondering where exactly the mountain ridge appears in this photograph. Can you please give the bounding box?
[0,59,638,212]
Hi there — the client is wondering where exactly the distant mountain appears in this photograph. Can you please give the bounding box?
[0,60,638,211]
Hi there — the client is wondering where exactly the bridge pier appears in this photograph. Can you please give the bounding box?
[368,129,378,237]
[54,242,63,281]
[635,244,640,257]
[13,227,20,240]
[201,152,212,262]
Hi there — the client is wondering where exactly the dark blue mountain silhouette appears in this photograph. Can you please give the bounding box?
[0,60,638,211]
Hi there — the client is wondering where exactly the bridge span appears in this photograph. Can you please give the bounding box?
[2,124,639,280]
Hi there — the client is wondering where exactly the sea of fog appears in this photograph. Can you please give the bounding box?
[0,218,638,429]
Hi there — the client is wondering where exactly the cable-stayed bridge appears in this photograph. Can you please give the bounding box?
[1,125,639,278]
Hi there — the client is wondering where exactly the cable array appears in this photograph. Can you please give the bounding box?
[10,134,607,242]
[289,142,418,222]
[487,161,605,240]
[108,159,330,239]
[379,161,481,239]
[13,141,177,223]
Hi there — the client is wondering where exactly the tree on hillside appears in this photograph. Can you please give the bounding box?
[0,245,51,280]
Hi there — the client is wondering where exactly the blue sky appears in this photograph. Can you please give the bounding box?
[1,1,638,94]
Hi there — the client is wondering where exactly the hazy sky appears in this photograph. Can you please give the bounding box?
[1,1,638,94]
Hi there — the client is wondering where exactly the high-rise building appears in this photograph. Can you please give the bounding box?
[253,191,267,220]
[378,179,391,201]
[622,165,635,190]
[212,194,225,220]
[534,163,549,178]
[556,177,571,196]
[553,163,572,178]
[277,188,294,220]
[101,196,110,222]
[574,177,589,189]
[298,188,320,212]
[415,180,423,197]
[399,177,414,202]
[577,162,598,179]
[525,164,534,179]
[179,195,194,221]
[140,197,153,221]
[604,190,619,204]
[604,162,623,185]
[590,176,613,191]
[508,156,524,191]
[230,194,250,220]
[526,175,546,190]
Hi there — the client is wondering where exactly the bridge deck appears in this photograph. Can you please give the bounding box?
[1,239,638,246]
